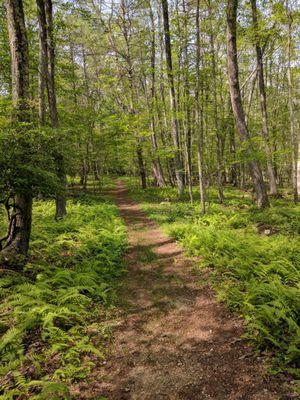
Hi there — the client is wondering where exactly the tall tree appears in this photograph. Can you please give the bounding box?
[161,0,184,196]
[226,0,269,208]
[208,0,224,203]
[195,0,205,212]
[45,0,67,218]
[36,0,48,125]
[286,0,299,203]
[251,0,278,196]
[182,0,193,203]
[2,0,32,265]
[148,1,165,187]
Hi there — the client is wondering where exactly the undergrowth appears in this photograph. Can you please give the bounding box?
[0,192,126,399]
[124,177,300,379]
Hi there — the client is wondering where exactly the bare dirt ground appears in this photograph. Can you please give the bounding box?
[77,181,290,400]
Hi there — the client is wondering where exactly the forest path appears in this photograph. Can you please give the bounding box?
[89,181,285,400]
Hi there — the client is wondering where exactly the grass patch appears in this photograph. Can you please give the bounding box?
[125,178,300,378]
[0,192,127,399]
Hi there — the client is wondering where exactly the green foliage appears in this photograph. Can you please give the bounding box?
[0,194,127,399]
[127,182,300,377]
[0,111,60,197]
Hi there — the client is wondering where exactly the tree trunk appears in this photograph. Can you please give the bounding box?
[137,141,147,189]
[36,0,48,126]
[226,0,269,208]
[251,0,277,196]
[227,98,238,187]
[161,0,184,196]
[286,0,298,203]
[195,0,205,213]
[44,0,67,218]
[3,0,32,266]
[208,0,223,203]
[80,157,88,190]
[245,70,257,126]
[184,117,193,202]
[182,0,193,203]
[148,1,165,187]
[93,161,100,181]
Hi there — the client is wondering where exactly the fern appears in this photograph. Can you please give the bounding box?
[128,183,300,376]
[0,193,126,398]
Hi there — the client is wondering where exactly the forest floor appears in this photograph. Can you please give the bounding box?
[83,181,290,400]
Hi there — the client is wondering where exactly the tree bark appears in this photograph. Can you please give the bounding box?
[148,1,165,187]
[182,0,193,203]
[36,0,48,125]
[251,0,277,196]
[161,0,184,196]
[227,97,238,187]
[208,0,223,203]
[44,0,67,218]
[245,70,257,125]
[3,0,32,266]
[136,141,147,189]
[226,0,269,208]
[195,0,205,213]
[286,0,298,203]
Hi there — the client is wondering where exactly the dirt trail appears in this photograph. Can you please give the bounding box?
[82,181,287,400]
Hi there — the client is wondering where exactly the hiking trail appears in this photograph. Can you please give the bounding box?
[80,181,286,400]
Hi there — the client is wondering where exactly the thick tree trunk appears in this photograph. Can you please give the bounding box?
[226,0,269,208]
[7,0,29,119]
[3,0,32,266]
[44,0,67,218]
[161,0,184,196]
[1,194,32,265]
[251,0,277,196]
